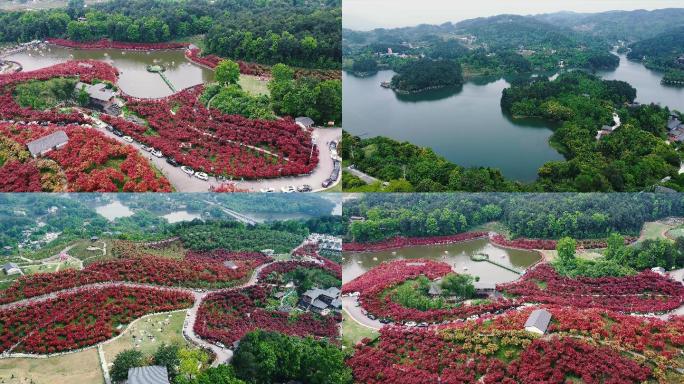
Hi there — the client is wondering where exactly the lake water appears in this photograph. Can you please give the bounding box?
[343,70,564,181]
[95,200,134,221]
[597,53,684,112]
[162,210,202,223]
[342,237,541,284]
[4,45,214,98]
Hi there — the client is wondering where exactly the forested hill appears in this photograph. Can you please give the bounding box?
[0,0,341,69]
[627,26,684,70]
[533,8,684,42]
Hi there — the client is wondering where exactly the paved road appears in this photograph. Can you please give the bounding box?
[344,166,381,185]
[87,113,340,192]
[342,296,384,330]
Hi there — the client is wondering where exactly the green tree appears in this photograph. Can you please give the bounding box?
[439,273,476,299]
[153,344,180,380]
[110,349,144,383]
[215,60,240,85]
[556,237,576,266]
[193,365,247,384]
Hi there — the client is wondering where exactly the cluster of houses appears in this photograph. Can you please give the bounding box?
[676,55,684,67]
[297,286,341,315]
[667,113,684,142]
[306,233,342,253]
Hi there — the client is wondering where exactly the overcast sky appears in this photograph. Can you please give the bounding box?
[344,0,684,30]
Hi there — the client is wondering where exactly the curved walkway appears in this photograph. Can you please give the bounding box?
[0,260,276,366]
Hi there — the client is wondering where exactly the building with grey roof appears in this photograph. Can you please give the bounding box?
[75,82,117,110]
[2,263,20,275]
[295,116,314,129]
[26,131,68,158]
[298,286,341,313]
[223,260,238,270]
[524,309,552,335]
[127,366,170,384]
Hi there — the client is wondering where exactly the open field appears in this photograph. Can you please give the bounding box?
[639,221,675,242]
[342,311,378,349]
[0,349,103,384]
[102,310,189,362]
[238,74,270,96]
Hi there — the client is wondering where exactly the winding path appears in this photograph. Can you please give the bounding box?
[0,260,277,366]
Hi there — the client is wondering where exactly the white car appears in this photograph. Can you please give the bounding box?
[281,185,296,193]
[122,136,133,143]
[260,188,275,193]
[181,166,195,175]
[141,145,153,152]
[194,172,209,181]
[152,149,163,158]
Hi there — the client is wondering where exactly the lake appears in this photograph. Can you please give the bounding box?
[342,237,541,284]
[343,70,564,181]
[162,210,202,223]
[95,200,134,221]
[597,53,684,112]
[3,45,214,98]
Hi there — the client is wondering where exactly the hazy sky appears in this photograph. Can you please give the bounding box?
[344,0,684,30]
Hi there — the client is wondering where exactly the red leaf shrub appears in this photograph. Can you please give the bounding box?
[0,60,118,88]
[490,234,636,250]
[0,286,193,354]
[343,259,516,323]
[194,284,339,345]
[510,337,652,383]
[343,232,488,252]
[498,263,684,313]
[101,86,318,179]
[0,123,171,192]
[47,38,188,51]
[0,253,270,304]
[0,160,42,192]
[349,324,655,384]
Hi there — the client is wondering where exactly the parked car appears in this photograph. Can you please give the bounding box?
[122,136,133,143]
[194,172,209,181]
[281,185,296,193]
[166,157,179,166]
[152,149,163,158]
[322,178,333,188]
[260,188,275,193]
[141,145,153,152]
[297,184,312,192]
[181,166,195,175]
[112,129,123,137]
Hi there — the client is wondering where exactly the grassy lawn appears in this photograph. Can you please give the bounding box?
[0,349,103,384]
[471,221,511,237]
[541,249,603,262]
[639,221,674,242]
[68,239,110,262]
[239,75,270,96]
[342,311,378,349]
[102,311,189,363]
[666,226,684,239]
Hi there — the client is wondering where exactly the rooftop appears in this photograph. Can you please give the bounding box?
[26,130,68,157]
[128,366,170,384]
[76,82,116,102]
[524,309,552,333]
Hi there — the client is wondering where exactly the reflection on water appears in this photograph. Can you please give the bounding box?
[95,200,134,221]
[597,53,684,112]
[343,70,563,181]
[342,237,541,284]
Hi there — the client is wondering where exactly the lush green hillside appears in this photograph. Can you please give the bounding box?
[534,8,684,42]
